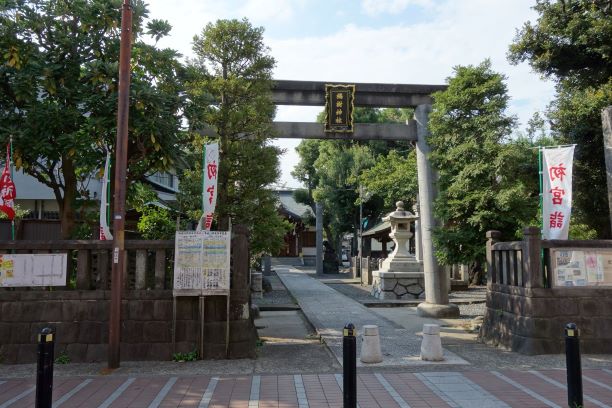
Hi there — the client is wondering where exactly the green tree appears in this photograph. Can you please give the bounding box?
[293,108,413,254]
[508,0,611,88]
[0,0,186,238]
[508,0,612,237]
[360,149,418,210]
[428,60,535,281]
[184,19,288,255]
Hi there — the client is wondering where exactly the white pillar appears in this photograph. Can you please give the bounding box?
[414,105,459,318]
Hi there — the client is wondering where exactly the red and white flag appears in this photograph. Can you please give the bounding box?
[197,143,219,231]
[0,143,16,220]
[542,146,575,240]
[99,150,113,240]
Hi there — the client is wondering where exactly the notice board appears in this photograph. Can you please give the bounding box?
[173,230,231,296]
[551,248,612,287]
[0,254,68,287]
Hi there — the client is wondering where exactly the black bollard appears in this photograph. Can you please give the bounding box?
[343,323,357,408]
[35,327,55,408]
[565,323,583,408]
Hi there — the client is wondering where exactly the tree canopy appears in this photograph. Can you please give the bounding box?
[509,0,612,238]
[0,0,186,237]
[293,108,414,254]
[428,60,535,271]
[182,18,289,255]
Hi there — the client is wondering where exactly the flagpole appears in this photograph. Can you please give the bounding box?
[9,136,14,241]
[201,145,206,215]
[538,146,543,236]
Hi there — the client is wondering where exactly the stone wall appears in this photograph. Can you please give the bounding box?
[0,290,257,364]
[480,283,612,354]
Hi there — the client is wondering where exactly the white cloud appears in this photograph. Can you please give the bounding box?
[361,0,433,16]
[145,0,554,187]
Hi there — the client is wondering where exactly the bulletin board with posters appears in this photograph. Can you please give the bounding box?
[172,230,231,358]
[550,248,612,287]
[0,253,67,287]
[172,230,231,296]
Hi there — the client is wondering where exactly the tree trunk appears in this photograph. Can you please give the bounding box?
[469,260,484,285]
[59,157,78,239]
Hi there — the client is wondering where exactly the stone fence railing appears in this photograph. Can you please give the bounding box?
[486,226,612,288]
[0,240,175,290]
[0,226,257,363]
[482,226,612,354]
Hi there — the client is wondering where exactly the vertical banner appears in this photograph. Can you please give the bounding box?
[542,146,575,239]
[198,142,219,231]
[99,150,113,240]
[0,143,16,220]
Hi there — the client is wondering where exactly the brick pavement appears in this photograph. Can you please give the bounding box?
[1,369,610,408]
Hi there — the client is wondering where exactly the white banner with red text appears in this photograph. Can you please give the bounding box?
[542,146,575,240]
[197,142,219,231]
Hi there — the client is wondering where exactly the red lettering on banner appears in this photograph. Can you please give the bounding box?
[205,214,214,229]
[549,163,566,182]
[549,211,564,228]
[549,187,565,205]
[207,161,217,180]
[206,185,215,204]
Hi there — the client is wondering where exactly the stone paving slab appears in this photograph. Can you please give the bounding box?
[276,268,468,367]
[1,370,610,407]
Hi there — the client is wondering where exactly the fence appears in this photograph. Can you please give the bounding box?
[481,226,612,354]
[0,240,175,291]
[0,226,257,363]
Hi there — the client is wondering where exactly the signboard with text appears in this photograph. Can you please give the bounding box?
[173,230,231,296]
[551,248,612,287]
[0,254,67,287]
[325,84,355,133]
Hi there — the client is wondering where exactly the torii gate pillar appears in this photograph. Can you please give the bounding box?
[414,105,460,318]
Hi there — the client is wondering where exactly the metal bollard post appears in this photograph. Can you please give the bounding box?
[343,323,357,408]
[35,327,55,408]
[565,323,583,408]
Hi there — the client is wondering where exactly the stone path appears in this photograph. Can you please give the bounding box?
[275,268,468,367]
[1,369,610,407]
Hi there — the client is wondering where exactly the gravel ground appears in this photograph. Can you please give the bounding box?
[252,272,296,306]
[325,281,486,319]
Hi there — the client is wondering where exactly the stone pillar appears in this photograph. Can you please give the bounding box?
[316,202,323,275]
[413,201,423,262]
[522,227,542,289]
[602,106,612,234]
[414,105,459,318]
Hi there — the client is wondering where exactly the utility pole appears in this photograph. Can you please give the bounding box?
[108,0,133,369]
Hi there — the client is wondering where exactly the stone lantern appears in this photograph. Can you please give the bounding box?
[371,201,425,300]
[381,201,418,271]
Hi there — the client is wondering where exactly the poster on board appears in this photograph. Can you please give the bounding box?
[0,254,67,287]
[551,248,612,287]
[173,230,231,296]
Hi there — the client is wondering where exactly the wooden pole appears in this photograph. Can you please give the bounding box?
[108,0,133,369]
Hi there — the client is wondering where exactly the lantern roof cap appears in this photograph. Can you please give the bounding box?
[382,201,418,223]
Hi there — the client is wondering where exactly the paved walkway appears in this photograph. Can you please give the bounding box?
[1,369,611,407]
[275,268,467,367]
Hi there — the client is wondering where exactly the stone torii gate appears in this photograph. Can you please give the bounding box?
[270,80,459,318]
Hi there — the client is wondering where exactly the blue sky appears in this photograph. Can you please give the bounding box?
[146,0,555,188]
